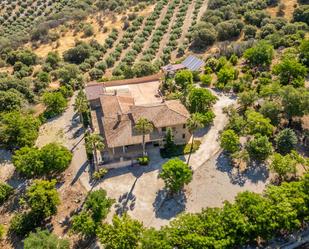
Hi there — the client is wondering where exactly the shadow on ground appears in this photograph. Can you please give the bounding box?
[216,152,269,186]
[153,189,187,220]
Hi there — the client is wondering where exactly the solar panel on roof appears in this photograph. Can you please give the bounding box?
[182,55,205,71]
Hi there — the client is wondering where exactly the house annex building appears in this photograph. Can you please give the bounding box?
[86,75,190,165]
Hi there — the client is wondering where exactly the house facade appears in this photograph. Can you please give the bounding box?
[85,77,191,163]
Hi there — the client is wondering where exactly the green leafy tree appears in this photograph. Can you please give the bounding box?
[74,90,89,124]
[9,212,40,236]
[46,51,61,69]
[0,182,13,205]
[164,128,176,155]
[13,147,44,177]
[273,58,307,87]
[193,111,215,126]
[36,71,50,84]
[246,135,273,161]
[13,143,72,177]
[43,92,67,118]
[63,43,91,64]
[200,74,212,86]
[85,189,114,222]
[275,128,297,154]
[299,39,309,66]
[280,86,309,124]
[220,129,240,153]
[191,22,217,49]
[134,118,153,156]
[159,158,192,194]
[57,64,81,86]
[265,181,306,231]
[85,133,105,171]
[24,229,69,249]
[187,87,217,114]
[217,64,235,87]
[89,68,104,80]
[174,70,193,90]
[238,90,258,109]
[244,41,274,68]
[269,153,297,181]
[235,191,276,240]
[140,228,172,249]
[71,211,97,237]
[0,89,24,112]
[71,189,114,237]
[245,110,274,137]
[98,214,144,249]
[259,101,282,126]
[40,143,72,173]
[0,111,41,149]
[26,180,60,217]
[186,113,204,164]
[132,61,157,77]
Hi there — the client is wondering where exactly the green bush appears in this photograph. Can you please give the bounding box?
[161,140,201,158]
[138,156,149,166]
[93,168,108,180]
[0,182,13,205]
[200,74,212,86]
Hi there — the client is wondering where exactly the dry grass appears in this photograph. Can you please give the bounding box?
[267,0,297,20]
[29,4,155,58]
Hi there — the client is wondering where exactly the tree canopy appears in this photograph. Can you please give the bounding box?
[244,41,274,68]
[159,158,192,193]
[0,111,41,149]
[24,229,69,249]
[13,143,72,177]
[98,214,144,249]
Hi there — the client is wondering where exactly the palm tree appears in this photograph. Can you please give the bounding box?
[134,118,153,156]
[74,90,88,125]
[86,133,105,171]
[186,114,204,165]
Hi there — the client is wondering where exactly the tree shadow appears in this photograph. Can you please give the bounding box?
[73,237,98,249]
[215,152,269,186]
[152,189,187,220]
[115,173,141,216]
[71,161,89,186]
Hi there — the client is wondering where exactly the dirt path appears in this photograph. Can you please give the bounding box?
[155,3,181,60]
[186,90,237,170]
[171,0,195,62]
[196,0,208,21]
[135,1,171,62]
[107,11,152,76]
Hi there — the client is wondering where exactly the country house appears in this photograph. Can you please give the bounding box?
[85,76,190,164]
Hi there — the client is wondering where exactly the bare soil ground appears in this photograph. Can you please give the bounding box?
[30,5,155,58]
[171,0,195,62]
[155,4,180,60]
[135,1,171,62]
[267,0,297,20]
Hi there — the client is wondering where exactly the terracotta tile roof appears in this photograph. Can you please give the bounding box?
[130,100,190,128]
[99,95,190,148]
[85,84,105,101]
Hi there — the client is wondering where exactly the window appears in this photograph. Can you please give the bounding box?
[183,124,186,129]
[182,134,186,139]
[162,127,166,132]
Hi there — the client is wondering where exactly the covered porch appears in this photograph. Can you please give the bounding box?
[102,140,163,163]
